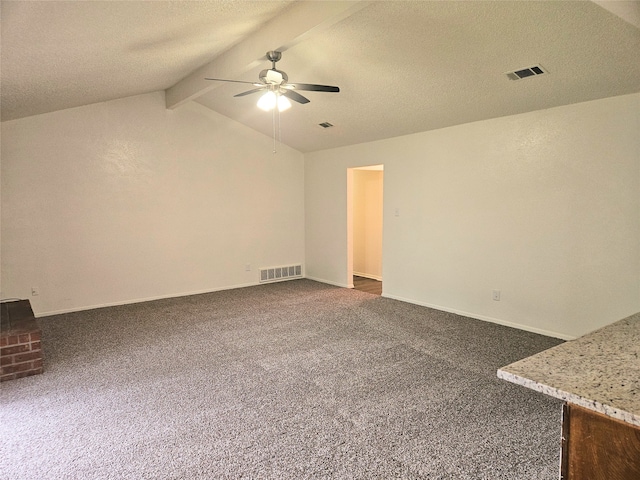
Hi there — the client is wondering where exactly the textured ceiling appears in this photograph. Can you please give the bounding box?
[2,1,640,153]
[0,0,293,120]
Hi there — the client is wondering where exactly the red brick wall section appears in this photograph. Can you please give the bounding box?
[0,330,43,381]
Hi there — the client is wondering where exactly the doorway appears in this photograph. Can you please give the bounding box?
[347,165,383,295]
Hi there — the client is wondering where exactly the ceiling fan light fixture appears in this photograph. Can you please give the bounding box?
[257,91,276,111]
[277,94,291,112]
[257,91,291,112]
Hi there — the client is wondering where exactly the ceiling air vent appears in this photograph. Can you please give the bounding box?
[318,122,334,129]
[505,65,547,81]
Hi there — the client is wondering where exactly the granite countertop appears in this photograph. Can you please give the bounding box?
[498,312,640,427]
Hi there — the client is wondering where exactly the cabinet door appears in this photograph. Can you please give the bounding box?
[561,403,640,480]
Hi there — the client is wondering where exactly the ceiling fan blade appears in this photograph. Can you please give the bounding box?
[282,90,310,104]
[205,78,261,86]
[288,83,340,93]
[234,87,267,97]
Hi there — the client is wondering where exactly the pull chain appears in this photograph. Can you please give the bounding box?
[278,104,282,151]
[272,101,277,154]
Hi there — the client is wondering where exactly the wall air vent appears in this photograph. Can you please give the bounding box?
[259,264,303,283]
[505,65,548,81]
[318,122,334,129]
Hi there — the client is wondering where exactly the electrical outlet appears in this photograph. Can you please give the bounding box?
[245,264,251,271]
[31,286,40,296]
[492,290,501,301]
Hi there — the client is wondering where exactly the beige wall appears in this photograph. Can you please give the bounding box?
[352,169,383,280]
[1,92,305,315]
[3,89,638,339]
[306,93,640,339]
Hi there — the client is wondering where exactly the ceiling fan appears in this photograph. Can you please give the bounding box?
[205,51,339,111]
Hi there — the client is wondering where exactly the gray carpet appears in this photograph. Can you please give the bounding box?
[0,279,564,479]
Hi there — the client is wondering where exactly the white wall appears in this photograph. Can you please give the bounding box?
[352,169,383,280]
[3,90,637,338]
[305,94,640,339]
[1,92,305,315]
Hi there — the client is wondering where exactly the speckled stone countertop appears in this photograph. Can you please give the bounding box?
[498,312,640,427]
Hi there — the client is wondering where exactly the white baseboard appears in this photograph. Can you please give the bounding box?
[35,279,574,340]
[353,272,382,281]
[305,276,352,289]
[382,293,574,340]
[36,281,261,317]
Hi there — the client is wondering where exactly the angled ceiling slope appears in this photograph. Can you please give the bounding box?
[191,0,640,152]
[0,0,296,121]
[1,1,639,153]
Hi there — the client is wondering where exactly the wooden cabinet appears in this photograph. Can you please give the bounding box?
[561,403,640,480]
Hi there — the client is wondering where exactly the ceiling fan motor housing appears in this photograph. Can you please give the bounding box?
[266,51,282,63]
[260,69,288,85]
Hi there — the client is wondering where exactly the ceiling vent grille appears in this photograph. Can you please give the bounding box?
[505,65,547,80]
[318,122,334,129]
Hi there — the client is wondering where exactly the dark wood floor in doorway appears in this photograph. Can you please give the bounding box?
[353,276,382,295]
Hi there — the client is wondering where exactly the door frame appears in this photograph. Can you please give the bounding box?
[347,164,384,289]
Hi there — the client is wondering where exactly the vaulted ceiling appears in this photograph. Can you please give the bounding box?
[2,1,639,153]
